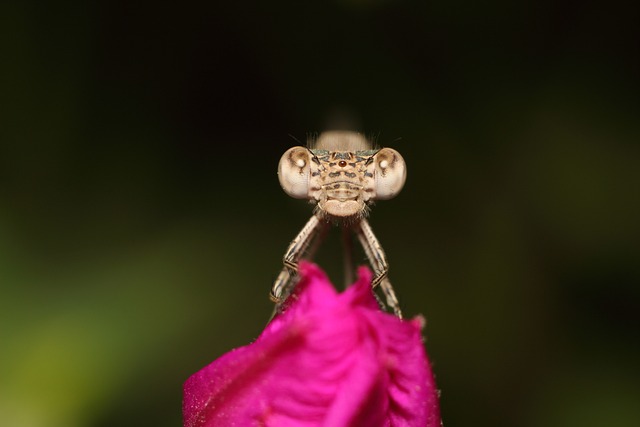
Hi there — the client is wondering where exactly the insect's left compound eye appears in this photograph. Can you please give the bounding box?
[373,148,406,200]
[278,146,311,199]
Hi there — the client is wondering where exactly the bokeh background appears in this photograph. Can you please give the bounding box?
[2,1,639,426]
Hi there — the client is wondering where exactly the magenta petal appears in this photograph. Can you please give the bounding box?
[183,262,441,427]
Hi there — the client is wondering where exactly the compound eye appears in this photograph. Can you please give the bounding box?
[278,146,310,199]
[373,148,406,200]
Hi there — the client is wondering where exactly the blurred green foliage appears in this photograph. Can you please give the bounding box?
[1,1,639,426]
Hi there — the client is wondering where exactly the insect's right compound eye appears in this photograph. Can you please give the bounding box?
[278,146,310,199]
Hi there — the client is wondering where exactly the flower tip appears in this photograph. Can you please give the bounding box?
[184,263,442,427]
[412,314,427,330]
[355,264,374,284]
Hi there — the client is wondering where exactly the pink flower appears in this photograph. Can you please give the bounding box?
[183,262,441,427]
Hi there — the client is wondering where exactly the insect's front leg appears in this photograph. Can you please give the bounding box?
[270,214,325,306]
[356,218,403,318]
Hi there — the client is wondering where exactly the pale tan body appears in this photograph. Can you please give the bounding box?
[273,131,407,317]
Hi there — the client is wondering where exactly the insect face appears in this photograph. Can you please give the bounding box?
[278,132,406,220]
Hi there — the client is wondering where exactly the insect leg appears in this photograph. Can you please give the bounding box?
[356,218,403,318]
[270,214,325,305]
[304,216,330,263]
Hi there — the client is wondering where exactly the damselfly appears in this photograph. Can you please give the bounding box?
[272,131,407,317]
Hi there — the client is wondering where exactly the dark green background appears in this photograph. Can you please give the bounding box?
[1,1,639,426]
